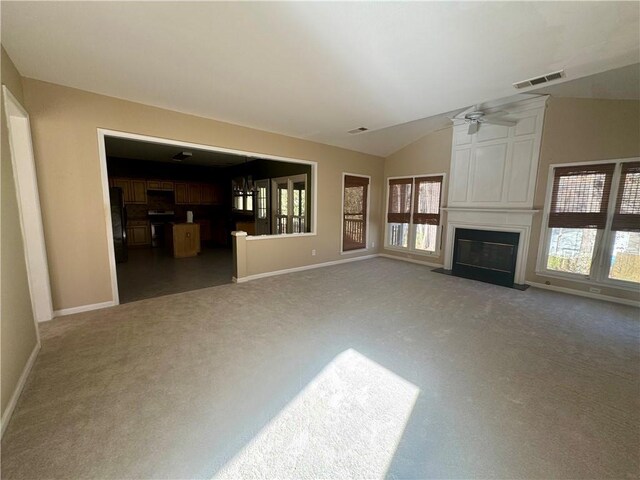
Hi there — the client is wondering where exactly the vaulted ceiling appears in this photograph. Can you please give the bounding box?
[2,2,638,156]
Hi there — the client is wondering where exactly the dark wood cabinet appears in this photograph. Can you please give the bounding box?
[109,177,147,204]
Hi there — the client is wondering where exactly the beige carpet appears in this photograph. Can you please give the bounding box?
[1,258,639,479]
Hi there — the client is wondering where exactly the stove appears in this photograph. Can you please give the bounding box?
[148,211,175,247]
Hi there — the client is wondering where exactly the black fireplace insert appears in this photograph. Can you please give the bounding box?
[452,228,520,287]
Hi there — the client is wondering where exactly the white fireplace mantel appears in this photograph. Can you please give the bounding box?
[443,208,540,285]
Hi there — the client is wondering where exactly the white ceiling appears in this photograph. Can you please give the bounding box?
[2,2,639,157]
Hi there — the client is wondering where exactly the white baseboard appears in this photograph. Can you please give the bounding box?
[234,254,379,283]
[378,253,443,269]
[526,281,640,307]
[53,300,116,318]
[1,340,40,437]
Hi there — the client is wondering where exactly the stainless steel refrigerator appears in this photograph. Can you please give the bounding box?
[109,187,128,263]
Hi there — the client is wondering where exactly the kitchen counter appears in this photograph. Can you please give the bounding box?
[166,223,200,258]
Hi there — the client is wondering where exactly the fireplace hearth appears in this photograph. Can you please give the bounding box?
[452,228,520,287]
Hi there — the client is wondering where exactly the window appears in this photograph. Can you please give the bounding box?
[272,174,308,234]
[385,175,444,254]
[342,174,370,252]
[232,177,254,213]
[540,159,640,286]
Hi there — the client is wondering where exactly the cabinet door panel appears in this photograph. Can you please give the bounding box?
[112,178,132,203]
[189,184,202,204]
[130,180,147,204]
[201,184,213,204]
[175,183,189,204]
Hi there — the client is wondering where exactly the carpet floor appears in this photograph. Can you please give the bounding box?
[1,258,639,479]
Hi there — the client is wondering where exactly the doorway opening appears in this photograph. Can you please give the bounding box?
[99,131,315,304]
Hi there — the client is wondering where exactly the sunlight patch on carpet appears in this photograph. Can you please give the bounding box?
[214,349,420,479]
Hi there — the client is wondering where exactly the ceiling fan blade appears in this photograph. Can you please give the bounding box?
[484,118,516,127]
[452,105,477,120]
[468,122,479,135]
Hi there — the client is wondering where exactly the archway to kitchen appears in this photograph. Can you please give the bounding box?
[99,130,313,304]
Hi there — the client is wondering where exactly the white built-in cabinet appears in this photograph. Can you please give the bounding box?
[448,96,547,210]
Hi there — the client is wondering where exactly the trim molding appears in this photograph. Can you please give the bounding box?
[234,254,379,283]
[53,300,116,318]
[526,281,639,307]
[1,341,40,437]
[379,253,443,269]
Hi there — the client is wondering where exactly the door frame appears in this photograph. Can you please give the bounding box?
[2,85,53,324]
[97,128,318,305]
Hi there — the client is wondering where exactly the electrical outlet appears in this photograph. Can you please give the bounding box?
[589,287,601,294]
[311,249,316,256]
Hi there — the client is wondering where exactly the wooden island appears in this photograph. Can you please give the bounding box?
[167,223,200,258]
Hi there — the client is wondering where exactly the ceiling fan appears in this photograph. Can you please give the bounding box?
[451,105,516,135]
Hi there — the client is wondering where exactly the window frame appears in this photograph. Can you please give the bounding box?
[340,172,371,254]
[383,173,446,257]
[536,157,640,291]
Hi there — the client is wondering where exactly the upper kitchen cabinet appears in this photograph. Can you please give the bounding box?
[147,180,174,191]
[109,177,147,204]
[175,182,189,204]
[188,183,202,204]
[175,182,222,205]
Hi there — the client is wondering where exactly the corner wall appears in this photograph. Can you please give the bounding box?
[1,47,39,424]
[21,78,384,311]
[525,97,640,302]
[381,126,452,265]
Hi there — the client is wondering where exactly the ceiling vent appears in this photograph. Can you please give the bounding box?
[172,151,192,161]
[347,127,369,135]
[513,69,565,89]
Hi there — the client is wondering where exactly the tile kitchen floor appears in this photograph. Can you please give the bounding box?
[116,246,233,303]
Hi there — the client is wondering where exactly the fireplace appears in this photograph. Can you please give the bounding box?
[452,228,520,287]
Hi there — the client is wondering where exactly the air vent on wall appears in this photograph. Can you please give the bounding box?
[347,127,369,135]
[513,69,565,89]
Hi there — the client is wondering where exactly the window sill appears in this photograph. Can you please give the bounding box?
[534,270,640,293]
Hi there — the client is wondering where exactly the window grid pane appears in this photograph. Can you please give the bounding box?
[608,231,640,283]
[546,227,597,275]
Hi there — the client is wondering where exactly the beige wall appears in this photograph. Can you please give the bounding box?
[21,79,384,310]
[1,47,39,417]
[381,126,452,265]
[526,97,640,301]
[381,97,640,301]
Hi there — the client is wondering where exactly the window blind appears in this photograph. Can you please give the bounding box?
[548,164,614,229]
[413,176,443,225]
[612,161,640,232]
[343,175,369,251]
[387,178,412,223]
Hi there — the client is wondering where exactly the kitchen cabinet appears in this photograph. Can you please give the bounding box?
[188,183,202,204]
[109,177,147,204]
[167,223,200,258]
[175,182,221,205]
[201,184,213,205]
[130,180,147,204]
[174,183,189,204]
[127,220,151,246]
[147,180,174,191]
